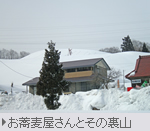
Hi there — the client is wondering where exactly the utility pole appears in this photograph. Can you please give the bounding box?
[11,82,13,94]
[123,70,125,91]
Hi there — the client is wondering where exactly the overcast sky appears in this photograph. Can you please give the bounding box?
[0,0,150,53]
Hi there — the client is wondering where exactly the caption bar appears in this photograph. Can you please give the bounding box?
[0,113,149,130]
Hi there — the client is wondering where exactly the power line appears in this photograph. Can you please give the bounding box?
[0,19,150,31]
[0,60,33,79]
[0,26,149,40]
[0,27,150,37]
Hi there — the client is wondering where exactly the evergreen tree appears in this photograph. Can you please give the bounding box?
[121,35,135,52]
[142,43,149,52]
[36,41,69,110]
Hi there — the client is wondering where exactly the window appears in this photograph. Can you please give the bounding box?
[64,87,69,92]
[34,87,37,95]
[66,68,76,72]
[81,82,87,91]
[77,67,91,72]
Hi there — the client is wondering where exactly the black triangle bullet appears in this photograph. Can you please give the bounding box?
[2,118,6,126]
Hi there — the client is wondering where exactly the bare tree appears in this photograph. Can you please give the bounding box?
[99,47,121,53]
[0,49,30,59]
[20,51,30,58]
[92,67,122,89]
[10,49,19,59]
[132,39,144,51]
[0,49,10,59]
[132,39,150,52]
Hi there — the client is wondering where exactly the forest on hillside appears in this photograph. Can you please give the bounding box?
[0,49,29,59]
[99,35,150,53]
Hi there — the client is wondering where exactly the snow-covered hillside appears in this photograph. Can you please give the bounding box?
[0,49,150,111]
[0,49,149,92]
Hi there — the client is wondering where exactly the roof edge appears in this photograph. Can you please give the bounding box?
[125,70,135,79]
[95,58,111,70]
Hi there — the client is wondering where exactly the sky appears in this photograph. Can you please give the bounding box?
[0,0,150,53]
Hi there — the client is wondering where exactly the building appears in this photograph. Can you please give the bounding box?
[22,77,39,95]
[125,55,150,87]
[22,58,110,95]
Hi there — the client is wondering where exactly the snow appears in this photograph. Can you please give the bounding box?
[0,93,47,110]
[0,49,150,111]
[1,87,150,111]
[59,86,150,111]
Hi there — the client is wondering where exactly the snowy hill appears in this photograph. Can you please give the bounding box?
[0,49,149,92]
[0,49,150,111]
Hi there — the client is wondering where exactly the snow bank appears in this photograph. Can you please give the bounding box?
[1,86,150,111]
[59,87,150,111]
[0,93,47,110]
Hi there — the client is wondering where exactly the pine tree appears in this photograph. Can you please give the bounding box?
[142,43,149,52]
[36,41,69,110]
[121,35,135,52]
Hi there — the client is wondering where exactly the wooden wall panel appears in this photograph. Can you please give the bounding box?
[65,71,93,78]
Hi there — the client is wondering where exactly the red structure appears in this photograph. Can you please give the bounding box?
[125,55,150,87]
[127,87,133,92]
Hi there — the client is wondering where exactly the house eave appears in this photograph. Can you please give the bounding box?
[62,64,94,70]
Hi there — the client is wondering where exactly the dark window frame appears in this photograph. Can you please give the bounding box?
[77,67,91,72]
[66,68,76,72]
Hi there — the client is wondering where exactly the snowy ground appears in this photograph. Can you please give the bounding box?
[1,87,150,112]
[0,49,150,111]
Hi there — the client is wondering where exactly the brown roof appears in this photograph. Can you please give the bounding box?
[61,58,110,69]
[22,77,39,86]
[126,55,150,79]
